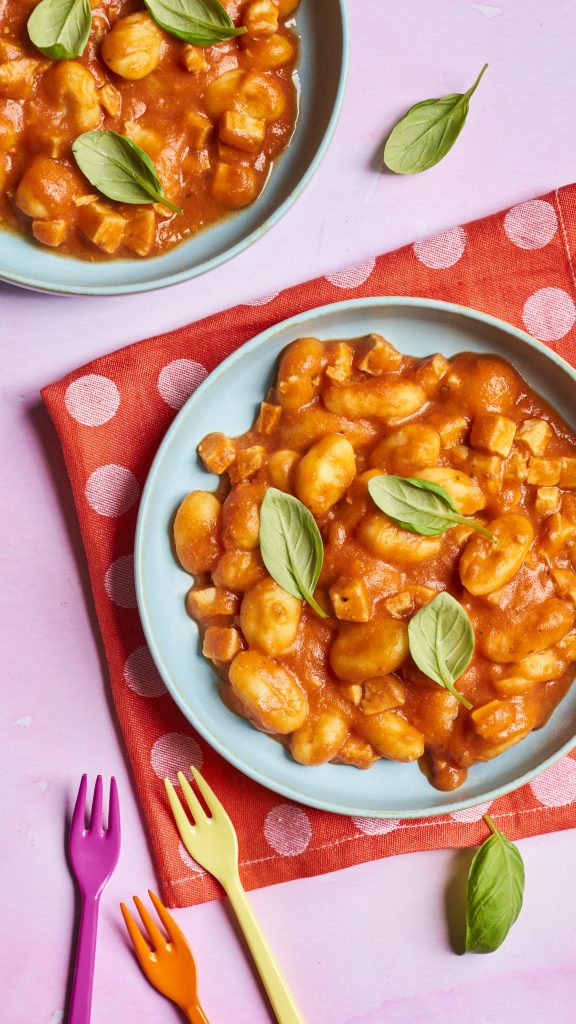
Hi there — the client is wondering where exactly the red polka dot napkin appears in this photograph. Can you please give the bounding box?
[42,185,576,908]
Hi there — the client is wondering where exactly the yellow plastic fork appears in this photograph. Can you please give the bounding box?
[165,767,305,1024]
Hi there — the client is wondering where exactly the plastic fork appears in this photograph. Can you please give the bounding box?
[165,767,305,1024]
[68,775,121,1024]
[121,890,209,1024]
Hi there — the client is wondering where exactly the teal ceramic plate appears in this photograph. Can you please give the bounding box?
[0,1,347,295]
[135,297,576,817]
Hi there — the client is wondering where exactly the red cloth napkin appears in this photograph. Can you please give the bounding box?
[43,185,576,908]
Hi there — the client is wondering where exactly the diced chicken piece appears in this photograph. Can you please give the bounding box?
[560,457,576,489]
[212,162,260,208]
[32,218,67,248]
[0,99,23,152]
[124,208,156,256]
[183,149,211,176]
[527,457,562,486]
[550,568,576,604]
[360,676,406,715]
[539,513,576,556]
[198,433,236,474]
[385,591,414,619]
[256,402,281,434]
[326,343,354,383]
[202,626,242,663]
[78,201,126,253]
[535,486,561,516]
[408,585,437,608]
[503,450,529,481]
[471,414,516,457]
[123,121,163,158]
[414,353,450,393]
[516,418,553,455]
[467,453,503,493]
[219,110,266,153]
[329,577,371,623]
[186,587,239,621]
[340,682,362,706]
[182,45,208,72]
[425,413,468,448]
[355,334,403,374]
[187,111,212,149]
[229,445,266,483]
[98,82,122,118]
[244,0,280,36]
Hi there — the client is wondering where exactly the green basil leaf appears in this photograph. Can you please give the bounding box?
[367,475,495,540]
[28,0,92,60]
[144,0,246,45]
[408,592,474,708]
[72,130,182,213]
[466,814,525,953]
[259,488,327,618]
[384,64,488,174]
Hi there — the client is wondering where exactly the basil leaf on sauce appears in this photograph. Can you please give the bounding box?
[367,475,495,540]
[72,130,182,213]
[28,0,92,60]
[466,814,525,953]
[259,488,327,618]
[384,64,488,174]
[408,592,474,708]
[144,0,246,45]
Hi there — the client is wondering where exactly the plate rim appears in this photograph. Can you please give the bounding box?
[135,295,576,818]
[0,2,349,297]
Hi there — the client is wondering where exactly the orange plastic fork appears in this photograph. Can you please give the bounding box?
[121,890,209,1024]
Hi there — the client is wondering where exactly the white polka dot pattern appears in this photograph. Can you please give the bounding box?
[264,805,312,856]
[450,801,493,823]
[104,555,137,608]
[530,758,576,807]
[157,359,208,410]
[352,817,400,836]
[150,733,203,784]
[64,374,120,426]
[522,287,576,341]
[326,259,376,289]
[85,465,140,516]
[504,200,557,250]
[413,226,467,269]
[245,293,280,306]
[123,646,166,698]
[179,841,207,874]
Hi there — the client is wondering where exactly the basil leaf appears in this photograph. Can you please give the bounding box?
[384,64,488,174]
[28,0,92,60]
[72,130,182,213]
[368,475,495,540]
[408,592,474,708]
[144,0,246,45]
[466,814,525,953]
[259,488,327,618]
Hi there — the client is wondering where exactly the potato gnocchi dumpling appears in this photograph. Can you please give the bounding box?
[175,336,576,791]
[0,0,300,258]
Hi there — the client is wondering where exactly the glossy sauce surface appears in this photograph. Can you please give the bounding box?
[175,335,576,790]
[0,0,299,258]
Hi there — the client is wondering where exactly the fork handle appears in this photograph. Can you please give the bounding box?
[69,894,100,1024]
[225,876,305,1024]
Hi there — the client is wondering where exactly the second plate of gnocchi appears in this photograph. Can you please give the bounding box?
[135,296,576,817]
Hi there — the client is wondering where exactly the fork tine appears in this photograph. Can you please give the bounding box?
[107,776,120,842]
[90,775,103,834]
[148,890,186,945]
[164,778,195,841]
[190,767,227,819]
[133,895,165,952]
[177,771,208,824]
[71,774,88,834]
[120,903,152,969]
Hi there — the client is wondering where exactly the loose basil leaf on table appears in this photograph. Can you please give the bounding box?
[259,488,327,618]
[144,0,246,45]
[28,0,92,60]
[466,814,525,953]
[72,130,183,213]
[384,64,488,174]
[367,475,495,540]
[408,592,474,708]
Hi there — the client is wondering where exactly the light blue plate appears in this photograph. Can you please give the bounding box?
[0,0,347,295]
[135,297,576,817]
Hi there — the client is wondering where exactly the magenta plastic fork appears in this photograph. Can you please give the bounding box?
[68,775,121,1024]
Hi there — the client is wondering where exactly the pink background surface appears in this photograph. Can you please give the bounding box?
[3,1,576,1021]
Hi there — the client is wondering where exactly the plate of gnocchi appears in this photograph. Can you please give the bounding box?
[0,0,347,294]
[135,296,576,817]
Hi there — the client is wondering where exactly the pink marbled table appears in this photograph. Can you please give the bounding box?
[3,2,576,1021]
